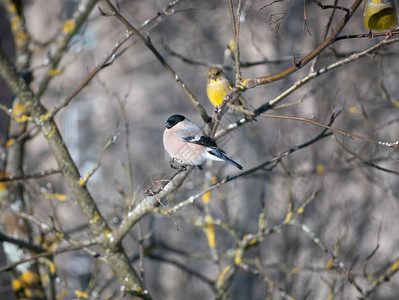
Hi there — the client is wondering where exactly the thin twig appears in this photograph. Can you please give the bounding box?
[310,0,339,72]
[35,0,100,97]
[111,166,191,246]
[209,0,245,137]
[252,36,399,116]
[52,0,184,117]
[335,30,399,41]
[292,220,364,294]
[0,168,61,182]
[260,113,399,148]
[312,0,350,14]
[332,135,399,175]
[104,0,211,124]
[171,125,335,213]
[79,132,119,186]
[243,0,363,89]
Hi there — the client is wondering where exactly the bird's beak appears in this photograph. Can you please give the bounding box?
[165,122,171,129]
[211,74,217,81]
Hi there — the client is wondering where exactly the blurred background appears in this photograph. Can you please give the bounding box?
[1,0,399,299]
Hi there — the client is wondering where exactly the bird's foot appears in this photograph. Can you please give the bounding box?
[169,159,189,172]
[169,159,180,169]
[368,30,374,39]
[245,114,257,122]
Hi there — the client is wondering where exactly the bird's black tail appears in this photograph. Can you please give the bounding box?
[208,150,243,170]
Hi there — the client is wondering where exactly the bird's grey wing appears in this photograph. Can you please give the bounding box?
[182,135,221,149]
[176,126,222,151]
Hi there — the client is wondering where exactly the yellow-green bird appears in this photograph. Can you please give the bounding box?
[206,67,245,108]
[363,0,398,32]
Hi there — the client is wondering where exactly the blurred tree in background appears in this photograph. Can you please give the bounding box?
[1,0,399,299]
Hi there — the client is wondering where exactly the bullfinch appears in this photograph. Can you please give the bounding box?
[163,115,243,170]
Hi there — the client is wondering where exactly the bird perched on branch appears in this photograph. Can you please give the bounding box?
[363,0,398,34]
[163,114,243,170]
[206,67,245,109]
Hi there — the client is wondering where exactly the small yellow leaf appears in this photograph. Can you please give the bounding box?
[43,193,67,201]
[6,139,15,148]
[202,176,218,204]
[248,236,263,246]
[392,101,399,107]
[48,68,64,77]
[79,178,86,186]
[348,106,358,114]
[290,267,300,274]
[204,215,216,248]
[316,164,325,174]
[389,258,399,274]
[74,290,88,299]
[325,258,334,270]
[21,270,39,285]
[216,265,232,287]
[14,115,30,122]
[0,171,8,195]
[12,279,22,291]
[234,248,243,266]
[8,3,17,13]
[62,19,76,34]
[92,212,100,223]
[14,30,28,48]
[49,262,56,274]
[24,288,33,298]
[258,211,267,231]
[202,191,211,203]
[47,241,59,251]
[284,211,293,223]
[39,112,51,122]
[53,193,67,201]
[11,15,22,32]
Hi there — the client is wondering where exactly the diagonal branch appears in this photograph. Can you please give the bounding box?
[215,36,399,137]
[51,0,184,117]
[260,113,399,147]
[0,44,146,297]
[104,0,211,124]
[111,168,191,246]
[35,0,100,97]
[242,0,363,89]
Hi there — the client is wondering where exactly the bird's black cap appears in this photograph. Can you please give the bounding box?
[165,115,185,129]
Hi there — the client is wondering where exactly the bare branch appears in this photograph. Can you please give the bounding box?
[104,0,211,124]
[260,113,399,148]
[243,0,363,89]
[35,0,100,97]
[0,168,61,182]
